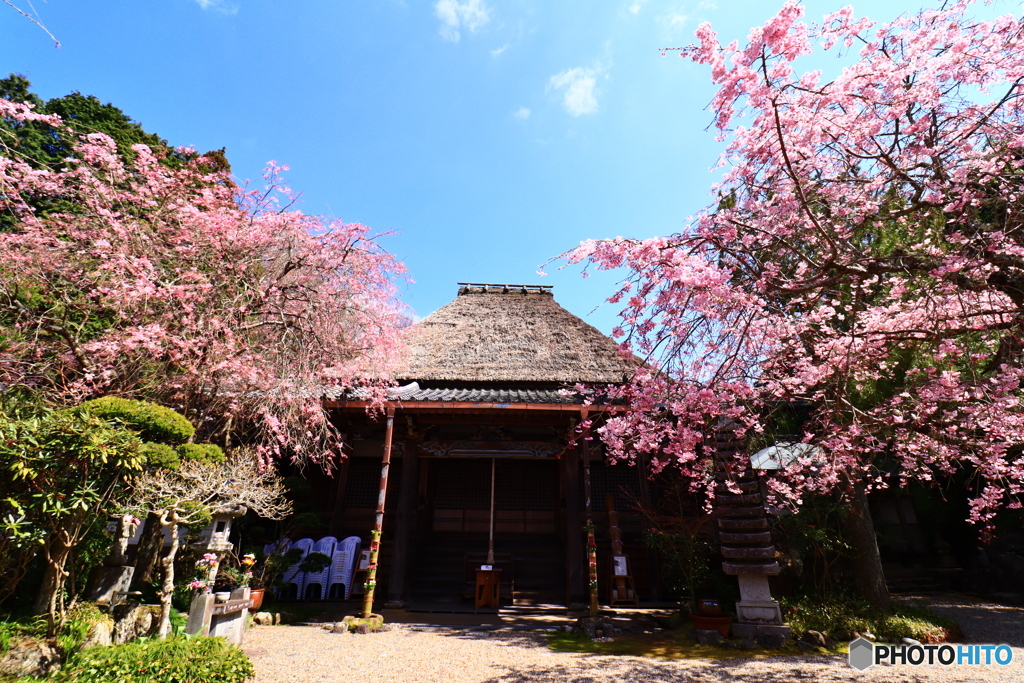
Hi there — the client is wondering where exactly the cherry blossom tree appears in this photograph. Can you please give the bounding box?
[0,98,408,467]
[566,0,1024,609]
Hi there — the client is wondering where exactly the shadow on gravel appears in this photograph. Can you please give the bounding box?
[916,599,1024,647]
[471,656,851,683]
[434,628,550,649]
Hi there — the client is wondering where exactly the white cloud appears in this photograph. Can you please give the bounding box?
[628,0,650,15]
[491,43,509,57]
[434,0,491,42]
[547,67,601,117]
[513,107,531,120]
[195,0,238,14]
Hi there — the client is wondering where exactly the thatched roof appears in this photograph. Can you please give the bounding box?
[399,284,636,384]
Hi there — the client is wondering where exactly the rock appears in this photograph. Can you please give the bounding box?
[801,630,828,648]
[332,623,350,634]
[112,601,142,644]
[756,632,787,649]
[695,629,722,646]
[342,615,384,633]
[575,616,619,641]
[0,639,62,678]
[252,612,274,626]
[135,607,154,637]
[902,637,922,646]
[277,611,296,625]
[797,640,816,650]
[740,638,757,650]
[862,632,876,642]
[80,618,113,651]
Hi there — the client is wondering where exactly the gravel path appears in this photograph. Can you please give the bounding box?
[244,596,1024,683]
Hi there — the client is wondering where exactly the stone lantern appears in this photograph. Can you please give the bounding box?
[192,504,246,583]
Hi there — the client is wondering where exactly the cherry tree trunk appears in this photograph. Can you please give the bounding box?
[845,484,891,612]
[157,513,179,639]
[33,530,74,632]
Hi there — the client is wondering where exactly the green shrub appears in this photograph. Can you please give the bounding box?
[176,442,226,465]
[53,636,253,683]
[79,397,195,444]
[140,442,180,470]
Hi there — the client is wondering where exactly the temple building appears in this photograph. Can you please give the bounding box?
[307,283,658,608]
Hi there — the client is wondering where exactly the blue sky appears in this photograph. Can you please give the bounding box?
[1,0,1012,333]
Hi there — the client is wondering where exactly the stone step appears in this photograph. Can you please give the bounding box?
[719,531,772,544]
[714,481,760,494]
[715,493,762,506]
[714,472,757,482]
[722,560,781,575]
[718,517,769,530]
[717,506,765,518]
[721,546,777,559]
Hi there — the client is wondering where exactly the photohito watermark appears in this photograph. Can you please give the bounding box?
[849,637,1014,671]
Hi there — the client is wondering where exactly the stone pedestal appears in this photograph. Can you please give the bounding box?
[186,587,250,646]
[85,565,135,605]
[732,573,790,640]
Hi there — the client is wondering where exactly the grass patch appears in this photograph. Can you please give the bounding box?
[782,595,962,644]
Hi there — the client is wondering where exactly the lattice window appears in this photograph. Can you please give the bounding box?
[344,457,402,508]
[433,460,491,509]
[495,460,557,511]
[587,462,641,512]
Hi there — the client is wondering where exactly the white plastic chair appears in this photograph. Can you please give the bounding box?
[280,537,313,600]
[328,535,361,599]
[303,536,338,600]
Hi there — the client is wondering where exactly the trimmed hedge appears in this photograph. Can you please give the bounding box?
[140,442,180,470]
[177,442,226,465]
[79,397,195,444]
[52,636,253,683]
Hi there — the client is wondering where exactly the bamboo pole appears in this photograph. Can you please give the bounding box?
[580,410,599,618]
[487,457,495,566]
[361,405,395,618]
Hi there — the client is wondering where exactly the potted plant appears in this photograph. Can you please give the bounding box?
[248,545,303,605]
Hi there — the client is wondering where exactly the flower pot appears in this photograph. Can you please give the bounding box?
[249,588,265,610]
[690,613,732,638]
[215,592,231,603]
[697,598,722,617]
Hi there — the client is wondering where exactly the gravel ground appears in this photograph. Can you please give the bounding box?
[244,596,1024,683]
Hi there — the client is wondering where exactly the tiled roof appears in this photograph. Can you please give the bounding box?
[388,382,579,404]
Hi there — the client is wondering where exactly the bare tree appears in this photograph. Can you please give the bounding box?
[125,452,291,637]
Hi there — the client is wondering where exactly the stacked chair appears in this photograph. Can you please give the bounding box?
[279,538,314,600]
[328,536,362,599]
[302,536,338,599]
[266,535,360,600]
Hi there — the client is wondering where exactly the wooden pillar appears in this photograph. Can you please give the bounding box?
[580,409,599,617]
[561,440,585,604]
[387,442,419,607]
[637,452,659,600]
[361,405,395,618]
